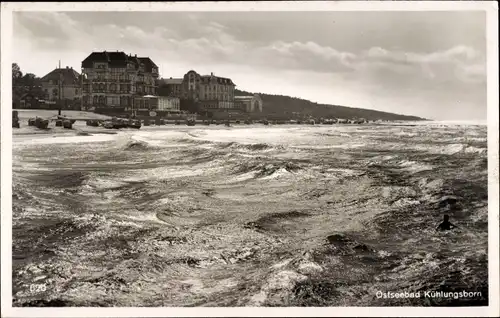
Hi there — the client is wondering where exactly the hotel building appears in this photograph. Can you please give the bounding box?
[80,51,159,111]
[161,70,236,113]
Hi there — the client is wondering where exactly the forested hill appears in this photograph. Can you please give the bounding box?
[235,89,427,121]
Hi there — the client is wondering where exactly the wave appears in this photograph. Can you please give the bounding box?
[172,138,279,153]
[394,131,419,137]
[412,143,487,155]
[232,160,304,179]
[397,160,433,173]
[216,141,277,151]
[463,146,487,154]
[122,140,157,151]
[175,138,213,145]
[443,144,487,155]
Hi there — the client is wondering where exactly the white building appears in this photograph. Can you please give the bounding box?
[140,95,180,113]
[157,96,180,112]
[234,94,263,112]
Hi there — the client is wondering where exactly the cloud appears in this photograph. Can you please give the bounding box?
[14,11,485,85]
[14,12,83,49]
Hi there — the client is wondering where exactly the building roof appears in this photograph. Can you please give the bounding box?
[41,67,81,85]
[184,70,235,86]
[108,51,129,67]
[82,51,131,68]
[138,57,158,73]
[162,78,183,85]
[200,74,235,86]
[81,51,157,71]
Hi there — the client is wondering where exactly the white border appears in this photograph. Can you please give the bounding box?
[1,1,499,317]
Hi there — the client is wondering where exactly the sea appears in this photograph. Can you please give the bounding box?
[11,121,488,306]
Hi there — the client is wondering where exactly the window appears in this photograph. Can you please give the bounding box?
[75,88,79,95]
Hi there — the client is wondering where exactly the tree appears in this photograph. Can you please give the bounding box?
[12,63,23,81]
[12,63,24,104]
[12,63,44,103]
[21,73,39,89]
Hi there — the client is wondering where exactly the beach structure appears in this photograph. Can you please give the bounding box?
[28,117,49,129]
[62,119,73,129]
[234,94,263,113]
[13,111,20,128]
[136,95,181,114]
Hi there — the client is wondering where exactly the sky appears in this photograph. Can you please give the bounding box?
[12,10,487,120]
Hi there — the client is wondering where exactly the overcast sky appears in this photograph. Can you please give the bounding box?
[13,11,486,120]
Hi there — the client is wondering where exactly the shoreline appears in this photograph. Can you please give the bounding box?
[12,120,486,139]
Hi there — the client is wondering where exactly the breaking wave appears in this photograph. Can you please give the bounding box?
[416,143,488,156]
[216,141,277,151]
[231,160,304,179]
[174,138,213,145]
[122,140,157,151]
